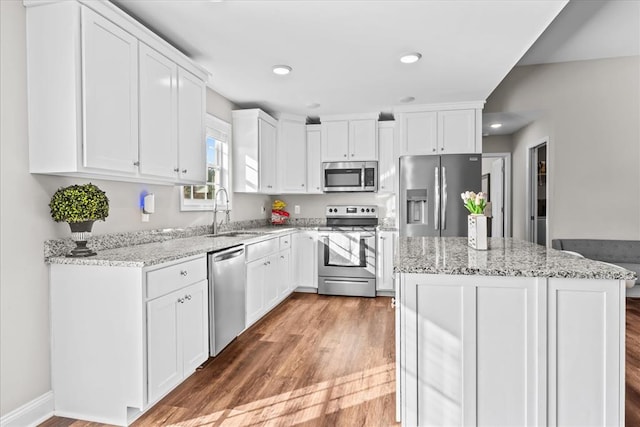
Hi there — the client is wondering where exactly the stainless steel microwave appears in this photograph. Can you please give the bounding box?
[322,161,378,192]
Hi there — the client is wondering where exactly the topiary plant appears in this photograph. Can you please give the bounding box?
[49,183,109,224]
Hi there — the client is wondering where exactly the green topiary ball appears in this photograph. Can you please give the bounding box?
[49,183,109,223]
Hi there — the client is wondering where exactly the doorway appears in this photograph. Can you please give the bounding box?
[481,153,511,237]
[527,139,548,246]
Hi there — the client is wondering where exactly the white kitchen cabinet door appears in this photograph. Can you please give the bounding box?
[438,109,476,154]
[177,67,206,184]
[263,254,279,310]
[399,111,437,155]
[376,231,396,292]
[81,7,139,174]
[138,43,177,180]
[259,118,278,193]
[292,231,318,289]
[147,289,182,404]
[180,280,209,375]
[246,258,266,327]
[278,118,307,193]
[378,122,396,194]
[321,120,349,161]
[349,119,377,160]
[278,249,292,298]
[306,125,323,193]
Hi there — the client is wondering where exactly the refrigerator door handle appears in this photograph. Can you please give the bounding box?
[434,167,440,230]
[441,166,447,230]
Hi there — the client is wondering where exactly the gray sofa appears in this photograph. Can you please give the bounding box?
[552,239,640,295]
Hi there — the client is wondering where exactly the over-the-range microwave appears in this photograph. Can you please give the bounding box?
[322,161,378,192]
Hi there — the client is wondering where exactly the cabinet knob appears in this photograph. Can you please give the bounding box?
[432,148,436,152]
[343,154,347,157]
[281,255,285,259]
[178,298,185,304]
[133,161,140,166]
[351,154,354,157]
[185,294,192,300]
[441,148,444,151]
[174,168,179,172]
[380,236,386,240]
[182,169,188,173]
[316,187,320,190]
[301,184,305,187]
[180,270,188,276]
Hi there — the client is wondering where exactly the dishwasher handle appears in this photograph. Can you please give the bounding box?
[212,247,245,262]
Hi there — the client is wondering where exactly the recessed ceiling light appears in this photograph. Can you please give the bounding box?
[306,102,321,109]
[399,96,415,103]
[272,65,292,75]
[490,123,503,129]
[400,53,422,64]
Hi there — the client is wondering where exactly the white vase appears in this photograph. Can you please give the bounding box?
[468,214,488,250]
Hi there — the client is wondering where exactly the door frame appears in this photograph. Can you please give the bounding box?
[481,152,512,237]
[525,137,550,246]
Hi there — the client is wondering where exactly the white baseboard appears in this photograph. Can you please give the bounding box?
[0,391,54,427]
[294,287,318,294]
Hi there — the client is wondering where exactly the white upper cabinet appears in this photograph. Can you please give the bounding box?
[82,7,140,175]
[24,0,208,185]
[177,68,206,184]
[306,124,323,194]
[277,115,307,193]
[438,109,477,154]
[232,109,278,193]
[377,121,396,194]
[320,114,378,162]
[395,103,483,155]
[139,43,177,180]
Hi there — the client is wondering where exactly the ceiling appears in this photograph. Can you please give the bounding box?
[483,0,640,136]
[112,0,568,118]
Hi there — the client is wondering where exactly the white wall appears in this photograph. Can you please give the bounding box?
[0,1,266,416]
[485,57,640,241]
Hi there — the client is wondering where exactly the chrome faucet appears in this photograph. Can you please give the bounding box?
[212,187,230,235]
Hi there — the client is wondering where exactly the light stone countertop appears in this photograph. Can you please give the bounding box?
[395,237,637,281]
[47,227,298,268]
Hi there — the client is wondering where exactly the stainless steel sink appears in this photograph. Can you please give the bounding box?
[206,231,264,238]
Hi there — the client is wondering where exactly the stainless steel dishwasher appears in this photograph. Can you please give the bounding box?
[208,245,246,356]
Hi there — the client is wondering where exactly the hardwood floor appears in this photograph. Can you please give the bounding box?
[40,293,399,427]
[627,297,640,426]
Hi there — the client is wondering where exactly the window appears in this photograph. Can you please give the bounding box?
[180,114,231,211]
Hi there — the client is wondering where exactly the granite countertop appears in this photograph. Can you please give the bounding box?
[47,227,298,268]
[395,237,637,281]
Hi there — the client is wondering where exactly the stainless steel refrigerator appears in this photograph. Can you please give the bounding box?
[399,154,481,237]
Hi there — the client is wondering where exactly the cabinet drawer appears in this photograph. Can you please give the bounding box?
[279,234,291,250]
[246,237,279,262]
[146,257,207,299]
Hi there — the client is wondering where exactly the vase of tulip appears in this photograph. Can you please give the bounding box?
[461,191,488,250]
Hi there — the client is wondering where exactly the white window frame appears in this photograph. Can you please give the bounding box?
[180,114,232,211]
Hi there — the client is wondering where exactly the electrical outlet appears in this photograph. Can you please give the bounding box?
[141,213,149,222]
[261,205,266,214]
[294,205,301,214]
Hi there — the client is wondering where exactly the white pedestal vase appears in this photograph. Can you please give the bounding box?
[468,214,488,250]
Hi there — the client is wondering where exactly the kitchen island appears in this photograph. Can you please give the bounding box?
[395,237,636,427]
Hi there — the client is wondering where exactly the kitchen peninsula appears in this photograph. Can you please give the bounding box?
[395,237,636,427]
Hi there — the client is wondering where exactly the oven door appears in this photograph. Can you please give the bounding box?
[317,230,376,278]
[323,165,364,192]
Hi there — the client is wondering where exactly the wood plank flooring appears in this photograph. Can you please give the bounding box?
[627,297,640,426]
[40,293,399,427]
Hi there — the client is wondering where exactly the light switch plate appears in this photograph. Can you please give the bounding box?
[294,205,300,214]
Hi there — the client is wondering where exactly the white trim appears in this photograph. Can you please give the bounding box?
[482,152,512,237]
[319,112,379,121]
[392,100,485,114]
[0,391,54,427]
[525,137,550,247]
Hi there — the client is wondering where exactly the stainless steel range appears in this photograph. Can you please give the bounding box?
[318,205,378,297]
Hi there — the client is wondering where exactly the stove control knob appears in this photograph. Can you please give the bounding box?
[361,208,365,212]
[366,208,370,212]
[372,208,375,212]
[329,208,333,213]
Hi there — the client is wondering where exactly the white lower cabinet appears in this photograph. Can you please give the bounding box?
[397,273,625,427]
[147,280,208,404]
[376,230,397,293]
[292,231,318,289]
[49,255,208,426]
[245,234,294,328]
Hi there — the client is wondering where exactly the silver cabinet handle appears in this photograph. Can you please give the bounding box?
[185,294,192,300]
[281,255,285,259]
[133,161,140,166]
[442,166,447,230]
[180,270,188,276]
[174,168,179,172]
[182,169,187,173]
[434,167,440,230]
[177,298,185,304]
